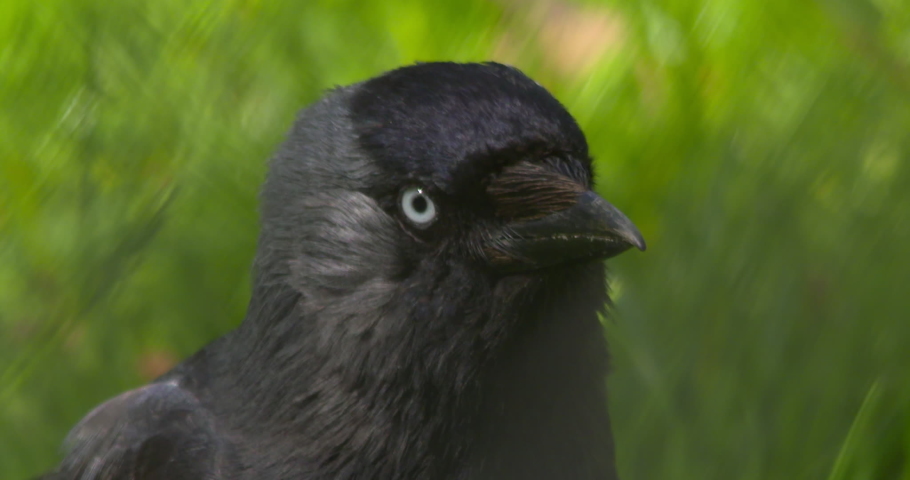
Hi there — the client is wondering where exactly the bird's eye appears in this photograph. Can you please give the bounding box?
[399,187,437,228]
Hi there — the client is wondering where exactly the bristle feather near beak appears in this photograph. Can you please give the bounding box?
[486,161,586,221]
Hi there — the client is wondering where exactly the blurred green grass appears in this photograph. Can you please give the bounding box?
[1,0,909,478]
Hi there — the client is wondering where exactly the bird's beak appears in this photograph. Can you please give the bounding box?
[487,191,646,273]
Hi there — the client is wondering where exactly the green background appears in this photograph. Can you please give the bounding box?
[2,0,909,478]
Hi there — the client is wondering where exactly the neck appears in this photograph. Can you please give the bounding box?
[204,263,616,479]
[465,265,618,479]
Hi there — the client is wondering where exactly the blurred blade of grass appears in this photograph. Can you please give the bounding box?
[0,189,175,403]
[827,381,882,480]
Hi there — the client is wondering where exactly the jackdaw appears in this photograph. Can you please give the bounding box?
[48,62,645,480]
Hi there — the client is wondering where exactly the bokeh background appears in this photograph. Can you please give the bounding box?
[2,0,909,478]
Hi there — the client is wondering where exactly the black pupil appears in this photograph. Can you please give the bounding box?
[411,194,428,213]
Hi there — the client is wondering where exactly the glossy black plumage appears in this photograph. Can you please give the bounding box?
[47,62,644,480]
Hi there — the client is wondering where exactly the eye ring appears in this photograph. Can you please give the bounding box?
[399,186,437,228]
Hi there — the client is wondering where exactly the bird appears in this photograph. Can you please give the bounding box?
[47,62,646,480]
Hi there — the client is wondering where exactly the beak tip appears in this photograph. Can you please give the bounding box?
[619,228,646,252]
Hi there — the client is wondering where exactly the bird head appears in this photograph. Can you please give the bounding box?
[256,63,643,299]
